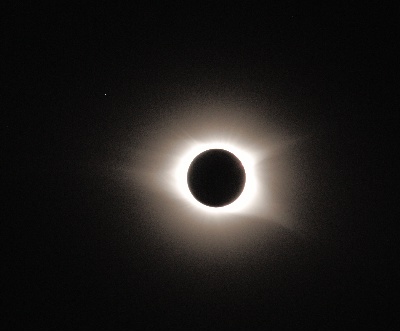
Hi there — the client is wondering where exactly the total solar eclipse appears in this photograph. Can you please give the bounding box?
[187,149,246,207]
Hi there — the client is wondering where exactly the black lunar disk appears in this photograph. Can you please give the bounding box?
[187,149,246,207]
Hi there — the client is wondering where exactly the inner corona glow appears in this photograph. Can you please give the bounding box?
[175,142,257,213]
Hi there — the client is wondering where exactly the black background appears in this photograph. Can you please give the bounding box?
[4,2,397,329]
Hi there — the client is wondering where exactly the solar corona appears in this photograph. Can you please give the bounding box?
[174,141,258,214]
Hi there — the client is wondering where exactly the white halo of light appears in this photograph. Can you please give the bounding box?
[124,102,297,232]
[175,141,258,214]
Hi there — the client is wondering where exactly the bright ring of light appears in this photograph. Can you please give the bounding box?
[175,142,257,214]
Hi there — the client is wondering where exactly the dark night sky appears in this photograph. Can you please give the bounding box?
[4,2,397,329]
